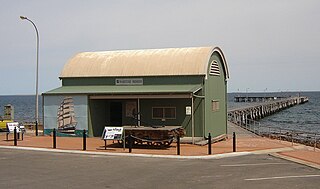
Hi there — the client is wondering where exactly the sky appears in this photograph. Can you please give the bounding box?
[1,0,320,95]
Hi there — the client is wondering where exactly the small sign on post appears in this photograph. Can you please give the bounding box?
[102,127,124,140]
[101,127,124,149]
[6,122,24,141]
[7,122,21,133]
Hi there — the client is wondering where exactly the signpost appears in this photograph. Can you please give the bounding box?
[6,122,24,141]
[101,127,124,150]
[7,122,21,133]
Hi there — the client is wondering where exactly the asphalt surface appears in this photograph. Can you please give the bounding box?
[1,149,319,189]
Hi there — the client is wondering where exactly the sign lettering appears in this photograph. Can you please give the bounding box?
[115,78,143,85]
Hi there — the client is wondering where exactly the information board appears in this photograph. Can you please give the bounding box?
[102,127,124,140]
[6,122,21,133]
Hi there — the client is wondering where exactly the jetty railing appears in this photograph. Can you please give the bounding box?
[228,96,319,150]
[236,118,319,150]
[228,96,309,125]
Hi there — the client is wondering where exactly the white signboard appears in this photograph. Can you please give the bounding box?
[6,122,21,133]
[186,106,192,115]
[102,127,124,140]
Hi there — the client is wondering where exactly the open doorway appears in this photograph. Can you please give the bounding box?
[110,102,122,126]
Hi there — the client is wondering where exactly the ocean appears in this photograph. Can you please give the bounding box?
[0,92,319,134]
[0,95,43,123]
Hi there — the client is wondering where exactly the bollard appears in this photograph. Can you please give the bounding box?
[35,121,38,136]
[177,136,180,155]
[53,128,56,149]
[233,132,236,152]
[83,129,86,151]
[208,133,212,155]
[128,135,133,153]
[14,127,17,146]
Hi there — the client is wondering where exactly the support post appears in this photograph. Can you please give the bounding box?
[269,127,271,139]
[279,128,282,142]
[35,121,38,136]
[191,96,195,144]
[208,133,212,155]
[233,132,236,152]
[314,134,317,152]
[291,130,294,146]
[128,135,133,153]
[104,140,107,150]
[177,136,180,155]
[83,129,86,151]
[137,98,141,127]
[14,127,17,146]
[53,128,56,149]
[123,129,126,151]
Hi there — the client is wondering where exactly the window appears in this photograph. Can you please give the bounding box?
[209,60,221,76]
[212,100,220,112]
[152,107,176,119]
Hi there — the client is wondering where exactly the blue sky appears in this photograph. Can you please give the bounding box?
[1,0,320,95]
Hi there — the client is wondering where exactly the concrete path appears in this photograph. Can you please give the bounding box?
[0,122,319,168]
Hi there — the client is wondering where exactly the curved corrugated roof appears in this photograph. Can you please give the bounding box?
[60,46,229,79]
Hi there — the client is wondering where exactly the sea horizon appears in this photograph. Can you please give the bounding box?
[1,91,319,134]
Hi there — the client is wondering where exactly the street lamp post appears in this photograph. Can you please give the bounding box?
[20,16,39,136]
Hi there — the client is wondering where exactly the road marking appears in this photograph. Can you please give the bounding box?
[220,163,292,167]
[245,175,320,181]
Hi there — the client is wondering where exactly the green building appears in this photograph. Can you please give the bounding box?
[43,46,229,142]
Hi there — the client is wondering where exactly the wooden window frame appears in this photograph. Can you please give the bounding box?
[152,107,176,120]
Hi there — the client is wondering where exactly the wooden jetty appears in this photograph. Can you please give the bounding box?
[228,96,308,125]
[234,96,286,102]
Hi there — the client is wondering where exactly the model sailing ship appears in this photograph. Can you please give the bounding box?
[57,97,77,133]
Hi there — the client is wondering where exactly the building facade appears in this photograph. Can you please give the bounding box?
[43,47,229,141]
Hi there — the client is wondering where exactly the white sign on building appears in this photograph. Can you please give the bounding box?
[115,78,143,85]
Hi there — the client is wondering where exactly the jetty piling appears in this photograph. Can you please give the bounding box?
[228,96,320,149]
[228,96,308,126]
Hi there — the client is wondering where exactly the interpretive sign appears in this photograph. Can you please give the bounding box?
[102,127,124,140]
[6,122,21,133]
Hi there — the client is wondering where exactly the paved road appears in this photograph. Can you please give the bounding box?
[0,149,319,189]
